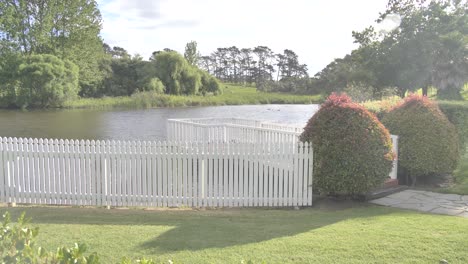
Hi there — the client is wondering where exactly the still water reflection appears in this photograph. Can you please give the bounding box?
[0,104,319,141]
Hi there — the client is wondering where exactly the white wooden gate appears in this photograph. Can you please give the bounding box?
[0,137,313,207]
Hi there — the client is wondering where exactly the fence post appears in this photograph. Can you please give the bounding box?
[308,143,313,206]
[0,138,4,203]
[390,135,399,180]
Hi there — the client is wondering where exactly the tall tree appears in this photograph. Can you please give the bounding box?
[352,0,468,98]
[199,55,214,75]
[240,48,254,83]
[252,46,275,84]
[227,46,241,82]
[0,0,107,96]
[184,41,200,66]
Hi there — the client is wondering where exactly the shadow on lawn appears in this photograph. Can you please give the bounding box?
[0,200,395,253]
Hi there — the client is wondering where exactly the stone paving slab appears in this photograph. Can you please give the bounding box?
[370,189,468,218]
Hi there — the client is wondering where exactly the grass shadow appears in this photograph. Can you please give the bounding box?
[0,200,397,254]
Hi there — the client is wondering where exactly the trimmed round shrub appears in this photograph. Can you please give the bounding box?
[381,95,459,183]
[300,93,394,196]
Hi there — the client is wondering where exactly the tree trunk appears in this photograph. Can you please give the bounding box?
[411,175,417,187]
[422,86,428,96]
[398,88,406,98]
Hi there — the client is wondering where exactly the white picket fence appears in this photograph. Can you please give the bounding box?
[167,118,303,144]
[0,137,313,207]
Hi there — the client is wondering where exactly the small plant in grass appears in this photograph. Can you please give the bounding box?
[0,212,101,263]
[300,93,394,197]
[0,212,258,264]
[381,94,459,185]
[0,212,42,263]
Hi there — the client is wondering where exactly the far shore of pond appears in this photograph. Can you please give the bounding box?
[61,85,322,110]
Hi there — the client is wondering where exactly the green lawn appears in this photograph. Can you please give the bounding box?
[1,205,467,263]
[64,84,322,109]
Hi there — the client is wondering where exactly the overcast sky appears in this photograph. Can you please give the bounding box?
[97,0,391,75]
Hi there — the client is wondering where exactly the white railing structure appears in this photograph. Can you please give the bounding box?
[167,118,399,180]
[167,118,303,144]
[0,137,313,208]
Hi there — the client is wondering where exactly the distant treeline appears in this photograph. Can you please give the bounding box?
[198,46,308,84]
[0,0,466,109]
[196,0,467,99]
[0,1,221,108]
[311,0,467,100]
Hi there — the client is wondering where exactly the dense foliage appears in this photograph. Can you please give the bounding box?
[314,0,467,99]
[300,93,394,196]
[0,54,79,108]
[381,95,459,184]
[1,0,466,107]
[152,51,221,95]
[0,1,222,108]
[0,0,107,94]
[438,101,468,152]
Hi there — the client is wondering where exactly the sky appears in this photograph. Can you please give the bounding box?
[97,0,392,75]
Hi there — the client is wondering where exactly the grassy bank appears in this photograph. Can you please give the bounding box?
[2,206,468,263]
[64,84,322,109]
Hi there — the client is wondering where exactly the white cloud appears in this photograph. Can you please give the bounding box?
[376,13,402,34]
[97,0,389,74]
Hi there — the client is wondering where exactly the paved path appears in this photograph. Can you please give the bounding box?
[370,189,468,218]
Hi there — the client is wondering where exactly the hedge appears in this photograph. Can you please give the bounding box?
[300,93,394,197]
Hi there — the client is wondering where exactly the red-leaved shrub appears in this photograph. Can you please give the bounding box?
[382,94,459,184]
[300,93,394,196]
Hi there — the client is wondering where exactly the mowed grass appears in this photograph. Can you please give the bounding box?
[1,205,468,263]
[64,84,322,109]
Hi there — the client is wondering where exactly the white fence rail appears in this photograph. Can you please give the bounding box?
[167,118,302,144]
[0,137,313,207]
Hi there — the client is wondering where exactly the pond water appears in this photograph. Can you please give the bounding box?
[0,104,319,141]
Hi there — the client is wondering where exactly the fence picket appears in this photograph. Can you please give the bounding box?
[233,143,239,207]
[186,143,193,206]
[252,143,259,207]
[213,141,220,207]
[12,138,18,204]
[149,141,155,207]
[0,138,4,203]
[222,143,228,207]
[298,142,305,206]
[307,143,313,206]
[228,144,233,207]
[176,142,182,206]
[161,141,167,207]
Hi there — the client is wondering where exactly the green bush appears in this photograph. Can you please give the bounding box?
[437,101,468,153]
[199,70,222,95]
[300,93,394,197]
[144,77,165,94]
[17,54,79,108]
[343,82,374,102]
[381,95,459,184]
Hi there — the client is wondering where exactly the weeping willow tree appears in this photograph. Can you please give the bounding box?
[16,54,79,108]
[152,51,221,95]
